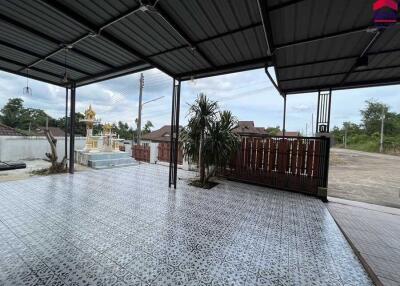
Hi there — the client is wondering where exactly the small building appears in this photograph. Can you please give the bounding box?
[141,125,173,144]
[277,131,301,137]
[232,121,267,135]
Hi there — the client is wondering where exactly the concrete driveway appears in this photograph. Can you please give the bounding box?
[329,148,400,208]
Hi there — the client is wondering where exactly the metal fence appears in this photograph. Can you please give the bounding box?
[223,134,330,196]
[132,145,150,162]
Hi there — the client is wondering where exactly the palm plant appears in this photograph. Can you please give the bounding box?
[181,94,239,186]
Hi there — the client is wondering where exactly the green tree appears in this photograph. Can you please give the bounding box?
[361,100,389,135]
[181,94,239,186]
[0,98,24,127]
[142,121,153,134]
[265,126,280,136]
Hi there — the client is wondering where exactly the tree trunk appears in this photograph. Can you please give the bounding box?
[44,128,67,173]
[199,131,205,184]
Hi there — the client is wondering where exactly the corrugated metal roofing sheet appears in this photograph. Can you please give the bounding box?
[0,0,398,94]
[0,0,268,87]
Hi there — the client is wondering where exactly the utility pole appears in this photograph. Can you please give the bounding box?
[380,106,385,153]
[311,113,314,137]
[136,73,144,145]
[344,125,347,149]
[305,123,308,137]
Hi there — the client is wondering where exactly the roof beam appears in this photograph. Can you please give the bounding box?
[38,0,175,78]
[178,57,272,81]
[0,55,62,79]
[257,0,275,55]
[0,65,63,87]
[275,25,371,50]
[269,0,307,12]
[284,76,400,95]
[277,47,400,70]
[77,62,152,87]
[150,4,215,67]
[280,63,400,82]
[0,13,114,71]
[0,40,90,76]
[340,31,383,85]
[149,22,262,58]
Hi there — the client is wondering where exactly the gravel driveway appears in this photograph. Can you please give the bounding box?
[329,148,400,208]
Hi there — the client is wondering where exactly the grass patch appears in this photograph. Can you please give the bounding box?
[189,180,219,189]
[30,168,67,176]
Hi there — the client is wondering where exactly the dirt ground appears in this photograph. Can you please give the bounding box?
[0,159,90,182]
[329,148,400,208]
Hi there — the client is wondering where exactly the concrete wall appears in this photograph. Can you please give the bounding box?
[0,136,86,161]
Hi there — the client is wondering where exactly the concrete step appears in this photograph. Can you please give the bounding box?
[85,152,131,161]
[89,157,137,169]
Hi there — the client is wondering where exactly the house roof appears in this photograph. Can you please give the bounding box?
[233,121,266,135]
[0,123,23,136]
[142,125,173,142]
[34,127,67,137]
[277,131,300,137]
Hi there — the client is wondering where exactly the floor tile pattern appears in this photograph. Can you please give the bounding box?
[0,164,372,285]
[328,198,400,286]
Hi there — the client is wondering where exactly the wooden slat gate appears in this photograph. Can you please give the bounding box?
[158,142,183,165]
[132,145,150,162]
[223,135,330,195]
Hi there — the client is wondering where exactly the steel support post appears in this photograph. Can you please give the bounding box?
[65,87,69,164]
[168,79,181,189]
[282,94,287,137]
[69,82,76,174]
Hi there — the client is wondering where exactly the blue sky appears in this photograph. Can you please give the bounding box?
[1,68,400,136]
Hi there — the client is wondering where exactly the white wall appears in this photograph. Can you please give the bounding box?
[0,136,86,161]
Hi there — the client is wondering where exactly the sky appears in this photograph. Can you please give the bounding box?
[1,68,400,136]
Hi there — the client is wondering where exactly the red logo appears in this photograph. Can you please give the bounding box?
[373,0,399,26]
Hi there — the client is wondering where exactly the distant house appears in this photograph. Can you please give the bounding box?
[34,127,67,137]
[0,123,24,136]
[233,121,300,137]
[233,121,267,135]
[277,131,300,137]
[141,125,175,143]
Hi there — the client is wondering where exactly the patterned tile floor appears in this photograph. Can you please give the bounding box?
[0,164,373,285]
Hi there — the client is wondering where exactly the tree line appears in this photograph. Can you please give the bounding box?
[332,100,400,153]
[0,98,153,140]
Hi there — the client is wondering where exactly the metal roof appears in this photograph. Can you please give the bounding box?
[0,0,269,87]
[270,0,400,94]
[0,0,398,94]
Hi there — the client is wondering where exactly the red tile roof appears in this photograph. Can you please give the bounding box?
[34,127,67,137]
[233,121,267,135]
[142,125,173,142]
[0,123,23,136]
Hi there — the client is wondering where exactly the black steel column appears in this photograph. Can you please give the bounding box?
[169,79,176,188]
[174,81,181,188]
[65,87,69,163]
[69,82,76,174]
[282,94,287,137]
[168,79,181,189]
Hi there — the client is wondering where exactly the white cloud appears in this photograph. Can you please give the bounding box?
[1,69,400,133]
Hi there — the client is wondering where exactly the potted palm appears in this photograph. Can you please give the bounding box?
[181,94,239,188]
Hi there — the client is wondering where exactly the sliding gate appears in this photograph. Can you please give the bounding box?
[224,135,330,195]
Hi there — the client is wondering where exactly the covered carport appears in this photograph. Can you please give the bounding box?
[0,0,398,190]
